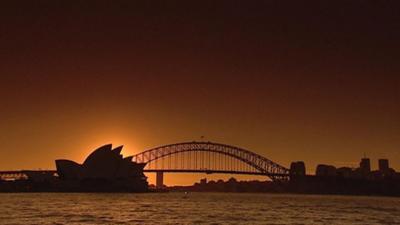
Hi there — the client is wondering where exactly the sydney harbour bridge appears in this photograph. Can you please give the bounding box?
[132,142,289,187]
[0,141,290,187]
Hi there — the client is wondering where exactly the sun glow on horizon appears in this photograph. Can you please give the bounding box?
[75,132,141,163]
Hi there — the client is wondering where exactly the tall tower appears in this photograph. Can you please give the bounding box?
[290,161,306,177]
[359,158,371,173]
[378,159,389,172]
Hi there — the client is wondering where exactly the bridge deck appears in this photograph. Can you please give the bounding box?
[144,169,288,177]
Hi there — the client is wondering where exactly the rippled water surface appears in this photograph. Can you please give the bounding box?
[1,192,400,224]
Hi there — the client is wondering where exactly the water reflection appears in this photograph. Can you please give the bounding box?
[0,193,399,225]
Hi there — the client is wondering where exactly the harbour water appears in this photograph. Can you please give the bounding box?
[1,193,400,225]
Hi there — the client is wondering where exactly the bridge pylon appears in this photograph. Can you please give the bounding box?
[156,171,164,189]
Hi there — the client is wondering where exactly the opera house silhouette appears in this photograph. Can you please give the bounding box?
[55,144,148,192]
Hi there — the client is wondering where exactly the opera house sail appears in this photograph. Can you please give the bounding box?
[55,144,148,192]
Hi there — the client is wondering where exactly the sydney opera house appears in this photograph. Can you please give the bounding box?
[55,144,148,192]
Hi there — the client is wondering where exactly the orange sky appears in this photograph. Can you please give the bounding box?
[0,1,399,185]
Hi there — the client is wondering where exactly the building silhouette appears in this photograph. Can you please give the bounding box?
[359,158,371,174]
[290,161,306,177]
[316,165,336,177]
[379,159,389,173]
[56,144,148,192]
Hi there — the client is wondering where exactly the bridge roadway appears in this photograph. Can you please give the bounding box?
[144,169,286,176]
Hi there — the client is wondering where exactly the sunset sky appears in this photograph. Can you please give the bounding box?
[1,1,399,185]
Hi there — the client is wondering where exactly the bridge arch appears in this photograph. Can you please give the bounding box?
[132,141,289,181]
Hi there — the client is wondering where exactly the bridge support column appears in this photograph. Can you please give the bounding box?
[156,171,164,189]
